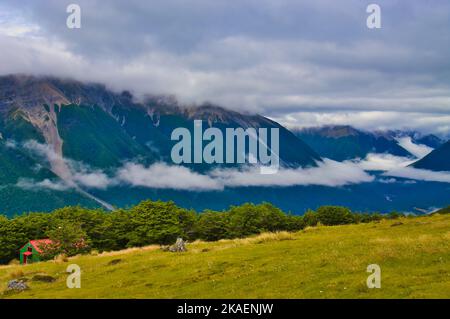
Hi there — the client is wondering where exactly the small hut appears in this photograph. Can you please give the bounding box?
[19,239,53,264]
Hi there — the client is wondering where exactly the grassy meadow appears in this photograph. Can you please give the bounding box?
[1,214,449,299]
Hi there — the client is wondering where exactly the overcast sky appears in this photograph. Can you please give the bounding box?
[0,0,449,136]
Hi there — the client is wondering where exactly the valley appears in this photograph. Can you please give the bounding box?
[0,75,449,216]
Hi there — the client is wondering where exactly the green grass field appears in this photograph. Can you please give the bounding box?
[1,214,449,299]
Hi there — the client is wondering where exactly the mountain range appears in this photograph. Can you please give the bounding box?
[0,75,321,213]
[0,74,448,215]
[293,125,443,161]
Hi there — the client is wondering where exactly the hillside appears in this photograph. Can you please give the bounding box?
[1,214,449,299]
[412,141,450,171]
[0,74,320,171]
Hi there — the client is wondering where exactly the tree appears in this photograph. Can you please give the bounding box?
[226,202,291,238]
[196,211,230,241]
[126,200,187,246]
[44,220,90,258]
[303,209,318,227]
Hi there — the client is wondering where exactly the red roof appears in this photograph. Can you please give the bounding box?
[28,239,54,253]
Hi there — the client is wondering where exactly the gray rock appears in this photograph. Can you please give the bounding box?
[7,279,28,291]
[168,238,187,252]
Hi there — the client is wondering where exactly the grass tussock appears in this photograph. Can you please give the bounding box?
[52,254,68,264]
[97,245,160,258]
[8,269,24,279]
[239,231,297,244]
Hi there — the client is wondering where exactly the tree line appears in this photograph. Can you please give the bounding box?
[0,200,409,264]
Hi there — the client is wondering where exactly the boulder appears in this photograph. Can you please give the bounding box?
[7,279,28,292]
[167,238,187,252]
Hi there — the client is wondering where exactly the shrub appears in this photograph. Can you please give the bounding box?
[303,210,318,227]
[316,206,355,226]
[9,269,24,279]
[284,215,306,231]
[53,254,69,263]
[8,259,20,265]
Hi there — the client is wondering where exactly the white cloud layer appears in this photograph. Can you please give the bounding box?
[384,167,450,183]
[211,159,374,187]
[354,153,414,171]
[396,137,433,159]
[353,152,450,183]
[16,139,377,190]
[21,140,110,189]
[16,178,70,191]
[0,1,449,135]
[14,146,450,193]
[116,162,223,190]
[273,112,450,136]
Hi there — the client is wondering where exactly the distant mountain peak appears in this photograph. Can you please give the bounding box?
[298,125,361,138]
[412,140,450,171]
[294,125,413,161]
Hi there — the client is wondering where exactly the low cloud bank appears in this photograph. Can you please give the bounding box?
[13,140,450,192]
[384,167,450,183]
[110,159,375,189]
[14,140,375,190]
[211,159,374,187]
[117,162,223,191]
[354,152,450,183]
[354,153,415,171]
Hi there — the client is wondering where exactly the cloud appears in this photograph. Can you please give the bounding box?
[354,153,414,171]
[114,159,374,189]
[384,167,450,183]
[116,162,223,190]
[378,178,397,184]
[22,140,110,189]
[396,136,433,158]
[351,152,450,183]
[23,140,62,163]
[272,111,450,136]
[4,139,18,149]
[72,171,110,189]
[0,1,449,134]
[14,159,376,192]
[10,138,450,194]
[16,178,70,191]
[211,159,374,187]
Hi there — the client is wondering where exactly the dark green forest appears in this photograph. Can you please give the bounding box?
[0,200,424,264]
